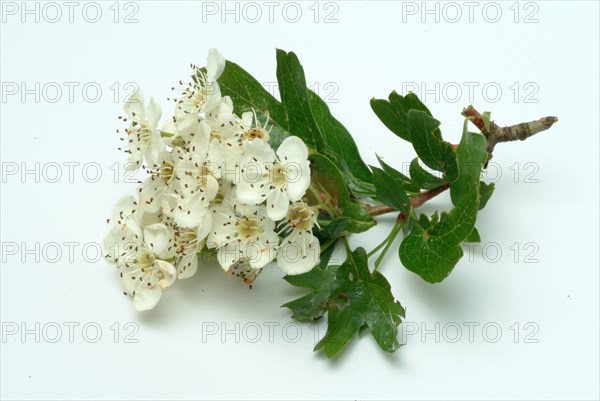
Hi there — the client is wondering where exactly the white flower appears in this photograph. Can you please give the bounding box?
[109,195,140,228]
[206,96,244,139]
[205,97,245,180]
[276,201,320,275]
[105,48,325,301]
[107,217,177,311]
[172,222,209,279]
[225,258,259,285]
[173,48,225,123]
[137,150,179,214]
[120,90,163,171]
[171,119,222,229]
[207,192,278,272]
[102,195,141,262]
[239,109,271,142]
[236,136,311,220]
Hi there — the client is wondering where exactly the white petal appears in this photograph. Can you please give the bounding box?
[160,119,177,136]
[207,206,236,249]
[186,120,211,151]
[138,177,164,213]
[140,210,162,227]
[124,90,145,117]
[202,92,222,115]
[236,177,271,205]
[206,48,225,83]
[241,111,253,127]
[111,195,138,224]
[246,230,279,269]
[177,252,199,280]
[173,193,210,228]
[221,139,244,176]
[208,138,224,168]
[259,211,276,233]
[285,160,311,202]
[221,95,233,110]
[146,97,162,128]
[216,243,243,272]
[155,259,177,289]
[267,190,289,221]
[175,162,200,197]
[197,211,213,242]
[132,287,162,311]
[126,148,143,171]
[277,233,320,275]
[102,227,127,261]
[276,136,309,163]
[242,139,276,163]
[204,174,220,201]
[143,224,171,256]
[144,129,163,167]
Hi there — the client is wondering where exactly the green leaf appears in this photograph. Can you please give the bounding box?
[291,247,405,358]
[400,125,489,282]
[450,124,488,206]
[399,226,464,283]
[407,110,458,181]
[371,98,410,141]
[371,91,437,142]
[275,49,326,151]
[341,203,376,233]
[310,153,375,236]
[399,190,479,283]
[219,50,375,197]
[377,155,421,194]
[216,59,290,147]
[409,157,446,190]
[317,242,337,269]
[389,91,435,118]
[310,153,350,211]
[371,166,412,214]
[308,90,373,187]
[283,264,340,321]
[482,111,492,132]
[479,181,495,210]
[317,218,350,240]
[465,227,481,243]
[217,52,326,151]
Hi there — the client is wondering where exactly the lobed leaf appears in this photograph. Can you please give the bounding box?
[285,248,405,358]
[370,91,437,142]
[371,166,412,215]
[407,110,458,181]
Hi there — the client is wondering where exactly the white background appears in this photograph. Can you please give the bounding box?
[1,1,599,400]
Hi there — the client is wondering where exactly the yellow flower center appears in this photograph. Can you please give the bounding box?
[242,128,269,141]
[286,204,314,231]
[272,162,287,187]
[237,217,263,241]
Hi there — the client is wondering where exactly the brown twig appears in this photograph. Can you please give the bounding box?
[366,182,450,217]
[462,105,558,156]
[366,107,557,218]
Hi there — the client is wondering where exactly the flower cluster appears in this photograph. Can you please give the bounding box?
[103,49,320,311]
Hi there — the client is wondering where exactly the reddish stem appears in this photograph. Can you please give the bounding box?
[366,182,450,217]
